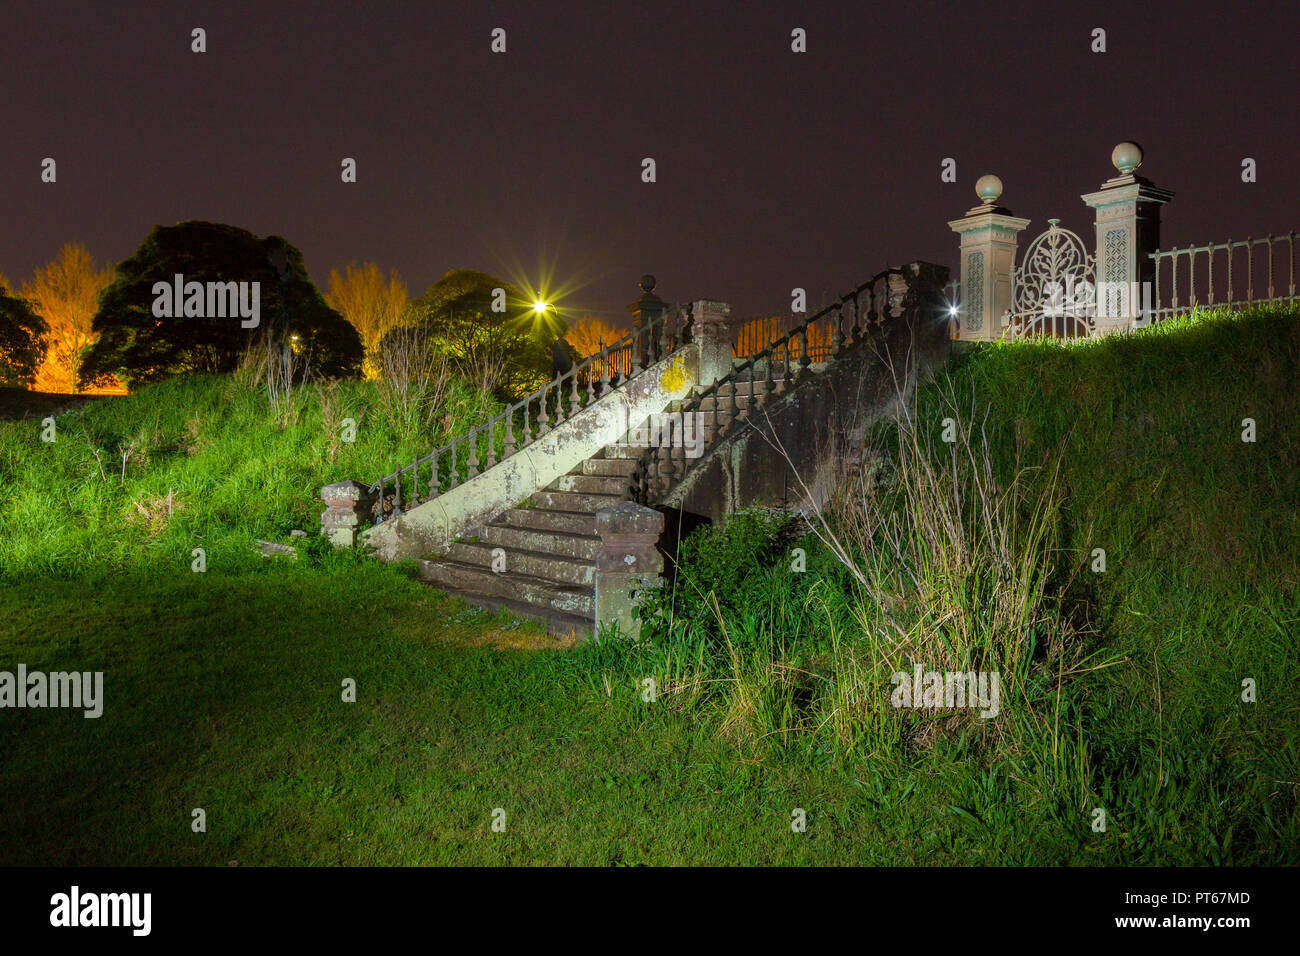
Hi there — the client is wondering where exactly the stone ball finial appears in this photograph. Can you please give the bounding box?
[639,274,657,293]
[975,174,1003,205]
[1112,141,1143,174]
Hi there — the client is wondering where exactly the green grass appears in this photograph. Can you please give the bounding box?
[0,370,497,577]
[1,560,1087,865]
[0,306,1295,864]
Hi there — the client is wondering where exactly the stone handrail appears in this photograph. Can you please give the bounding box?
[366,303,691,527]
[630,266,910,504]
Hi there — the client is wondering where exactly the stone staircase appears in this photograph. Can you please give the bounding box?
[414,381,763,635]
[331,265,949,640]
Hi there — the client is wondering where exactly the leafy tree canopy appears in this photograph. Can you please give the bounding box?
[0,281,49,388]
[80,221,362,387]
[406,269,567,397]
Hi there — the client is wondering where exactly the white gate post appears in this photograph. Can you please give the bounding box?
[948,175,1031,341]
[1080,143,1174,333]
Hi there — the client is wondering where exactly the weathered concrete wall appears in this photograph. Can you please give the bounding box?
[362,347,700,562]
[664,302,951,524]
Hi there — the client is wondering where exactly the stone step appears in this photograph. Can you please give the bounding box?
[602,443,648,460]
[697,393,758,411]
[581,456,639,477]
[497,507,597,536]
[480,523,601,561]
[714,379,764,395]
[418,559,594,618]
[445,541,595,588]
[550,473,629,496]
[533,490,624,513]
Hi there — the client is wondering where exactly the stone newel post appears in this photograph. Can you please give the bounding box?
[627,274,667,367]
[948,175,1031,341]
[887,261,952,317]
[594,501,664,640]
[1080,142,1174,332]
[691,298,734,389]
[321,480,378,548]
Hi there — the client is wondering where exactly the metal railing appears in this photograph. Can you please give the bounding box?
[368,303,693,525]
[631,267,905,504]
[1149,231,1298,323]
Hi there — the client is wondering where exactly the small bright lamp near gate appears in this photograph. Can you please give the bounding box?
[533,299,548,314]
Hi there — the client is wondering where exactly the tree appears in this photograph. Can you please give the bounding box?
[324,262,408,379]
[80,221,362,388]
[406,269,565,398]
[564,315,623,358]
[21,243,115,393]
[0,281,49,388]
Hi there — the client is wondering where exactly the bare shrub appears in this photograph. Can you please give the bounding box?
[377,324,449,435]
[235,331,311,428]
[316,379,345,462]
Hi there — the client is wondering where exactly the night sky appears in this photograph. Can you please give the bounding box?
[4,0,1297,324]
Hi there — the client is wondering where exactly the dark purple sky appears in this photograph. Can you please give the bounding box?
[4,0,1297,324]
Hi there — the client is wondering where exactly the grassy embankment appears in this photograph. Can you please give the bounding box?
[0,306,1295,864]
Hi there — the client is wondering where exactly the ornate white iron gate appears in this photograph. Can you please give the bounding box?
[1005,219,1097,338]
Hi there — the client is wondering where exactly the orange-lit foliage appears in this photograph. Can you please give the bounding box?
[325,262,409,379]
[564,315,631,381]
[22,244,119,394]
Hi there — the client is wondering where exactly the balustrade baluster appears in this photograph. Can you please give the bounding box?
[467,427,481,479]
[1153,254,1162,318]
[1247,238,1254,304]
[1290,233,1297,300]
[1227,241,1234,304]
[720,382,735,428]
[503,410,517,460]
[645,449,659,502]
[1172,250,1179,312]
[552,379,566,426]
[799,328,811,373]
[569,370,581,417]
[657,416,674,497]
[449,442,459,489]
[831,300,845,356]
[1267,234,1275,302]
[536,388,551,436]
[429,450,440,497]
